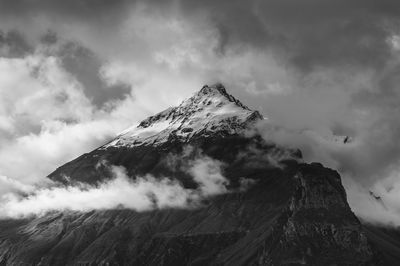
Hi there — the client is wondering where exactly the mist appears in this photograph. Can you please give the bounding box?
[0,153,242,219]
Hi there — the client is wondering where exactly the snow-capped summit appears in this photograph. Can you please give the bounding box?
[104,84,263,148]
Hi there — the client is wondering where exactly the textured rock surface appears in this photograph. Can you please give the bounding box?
[363,224,400,266]
[0,84,387,265]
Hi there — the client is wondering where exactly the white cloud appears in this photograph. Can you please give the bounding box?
[0,55,93,129]
[0,175,35,196]
[0,155,239,219]
[187,156,228,196]
[0,54,120,185]
[345,175,400,227]
[0,120,119,184]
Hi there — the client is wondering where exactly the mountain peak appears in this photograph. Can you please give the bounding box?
[103,84,263,148]
[198,83,229,97]
[196,83,251,111]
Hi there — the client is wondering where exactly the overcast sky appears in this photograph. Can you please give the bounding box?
[1,0,400,225]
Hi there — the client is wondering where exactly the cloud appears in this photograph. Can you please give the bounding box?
[0,54,92,135]
[187,156,228,196]
[0,175,35,196]
[0,153,243,219]
[345,173,400,227]
[0,30,32,57]
[58,42,131,108]
[235,141,301,169]
[0,53,122,184]
[0,120,118,184]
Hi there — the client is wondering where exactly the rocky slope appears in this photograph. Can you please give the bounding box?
[0,84,387,265]
[364,225,400,266]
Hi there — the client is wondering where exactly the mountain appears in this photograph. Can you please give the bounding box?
[48,83,264,185]
[0,84,390,265]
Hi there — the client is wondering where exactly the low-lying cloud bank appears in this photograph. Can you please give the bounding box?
[0,154,241,219]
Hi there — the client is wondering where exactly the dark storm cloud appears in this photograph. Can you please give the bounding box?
[40,30,58,45]
[2,0,396,71]
[179,0,398,70]
[59,42,130,108]
[0,0,176,29]
[0,0,132,22]
[0,30,32,57]
[0,28,130,109]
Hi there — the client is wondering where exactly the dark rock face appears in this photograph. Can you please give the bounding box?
[363,224,400,266]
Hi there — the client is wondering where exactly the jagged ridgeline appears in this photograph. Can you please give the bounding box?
[0,84,386,265]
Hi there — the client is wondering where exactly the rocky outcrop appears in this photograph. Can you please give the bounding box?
[258,163,377,265]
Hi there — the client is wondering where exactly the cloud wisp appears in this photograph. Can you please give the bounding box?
[0,153,240,219]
